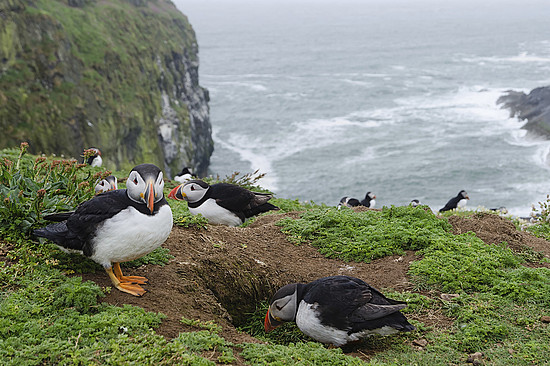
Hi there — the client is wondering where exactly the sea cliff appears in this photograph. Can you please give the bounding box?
[497,86,550,138]
[0,0,213,176]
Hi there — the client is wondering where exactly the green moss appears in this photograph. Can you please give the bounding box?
[0,0,209,172]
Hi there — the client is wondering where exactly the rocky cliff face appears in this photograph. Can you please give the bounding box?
[0,0,213,177]
[497,86,550,138]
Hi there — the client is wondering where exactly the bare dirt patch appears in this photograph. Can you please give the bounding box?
[448,212,550,267]
[79,211,550,362]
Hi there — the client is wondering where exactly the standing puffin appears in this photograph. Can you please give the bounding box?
[94,175,118,194]
[439,190,469,212]
[265,276,415,347]
[85,148,102,167]
[174,166,196,184]
[360,192,376,208]
[337,196,361,209]
[34,164,173,296]
[168,179,279,226]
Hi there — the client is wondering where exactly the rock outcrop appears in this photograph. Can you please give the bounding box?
[0,0,213,177]
[497,86,550,138]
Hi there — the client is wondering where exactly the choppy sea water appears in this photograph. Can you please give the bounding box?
[174,0,550,216]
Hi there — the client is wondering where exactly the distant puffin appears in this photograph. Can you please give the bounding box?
[265,275,415,347]
[337,196,361,209]
[410,199,421,207]
[168,179,279,226]
[34,164,173,296]
[85,148,102,167]
[94,175,118,194]
[439,190,469,212]
[174,167,196,184]
[360,192,376,208]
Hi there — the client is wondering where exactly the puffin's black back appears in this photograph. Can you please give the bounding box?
[301,276,414,334]
[34,189,168,256]
[210,183,279,219]
[439,191,465,212]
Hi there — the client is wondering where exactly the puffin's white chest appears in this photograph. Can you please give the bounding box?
[189,198,242,226]
[90,205,173,267]
[457,198,468,208]
[295,300,399,346]
[368,199,376,208]
[91,155,102,167]
[296,301,350,347]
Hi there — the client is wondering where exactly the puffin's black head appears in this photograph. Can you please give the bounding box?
[95,175,118,194]
[365,192,376,201]
[168,179,210,202]
[179,167,194,176]
[265,283,301,332]
[126,164,165,213]
[458,190,469,200]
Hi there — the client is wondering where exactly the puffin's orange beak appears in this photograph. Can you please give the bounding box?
[145,182,155,214]
[264,309,282,332]
[168,185,186,200]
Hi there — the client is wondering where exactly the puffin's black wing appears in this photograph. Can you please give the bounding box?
[302,276,372,329]
[210,183,278,218]
[347,281,415,334]
[34,190,138,256]
[439,196,460,212]
[43,212,74,222]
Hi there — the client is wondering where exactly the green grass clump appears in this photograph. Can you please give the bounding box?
[277,205,452,262]
[240,342,367,366]
[237,301,313,345]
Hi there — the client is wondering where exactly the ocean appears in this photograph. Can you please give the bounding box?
[173,0,550,216]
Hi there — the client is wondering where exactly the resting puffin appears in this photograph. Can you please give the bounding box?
[265,275,415,347]
[85,148,102,167]
[360,192,376,208]
[410,199,421,207]
[94,175,118,194]
[168,179,279,226]
[439,190,469,212]
[174,166,196,184]
[337,196,361,209]
[34,164,173,296]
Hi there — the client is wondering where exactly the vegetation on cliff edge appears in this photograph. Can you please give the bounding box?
[1,146,549,365]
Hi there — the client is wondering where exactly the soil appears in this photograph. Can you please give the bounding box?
[79,210,550,364]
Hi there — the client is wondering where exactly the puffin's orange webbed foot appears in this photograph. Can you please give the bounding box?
[113,262,149,284]
[106,266,147,297]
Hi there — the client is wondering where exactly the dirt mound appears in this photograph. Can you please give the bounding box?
[81,211,550,356]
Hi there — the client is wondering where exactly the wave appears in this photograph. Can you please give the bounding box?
[211,128,279,191]
[462,52,550,64]
[211,81,268,92]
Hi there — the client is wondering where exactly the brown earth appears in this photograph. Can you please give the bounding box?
[79,211,550,364]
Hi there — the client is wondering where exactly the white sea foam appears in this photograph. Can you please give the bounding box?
[211,81,268,91]
[462,52,550,64]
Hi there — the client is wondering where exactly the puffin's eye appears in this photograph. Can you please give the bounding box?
[190,185,195,191]
[133,178,138,185]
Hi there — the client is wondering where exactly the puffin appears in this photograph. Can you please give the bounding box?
[410,199,421,207]
[337,196,361,209]
[265,275,415,347]
[34,164,173,296]
[168,179,279,226]
[360,192,376,208]
[94,175,118,194]
[85,148,102,167]
[439,190,469,212]
[174,166,196,184]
